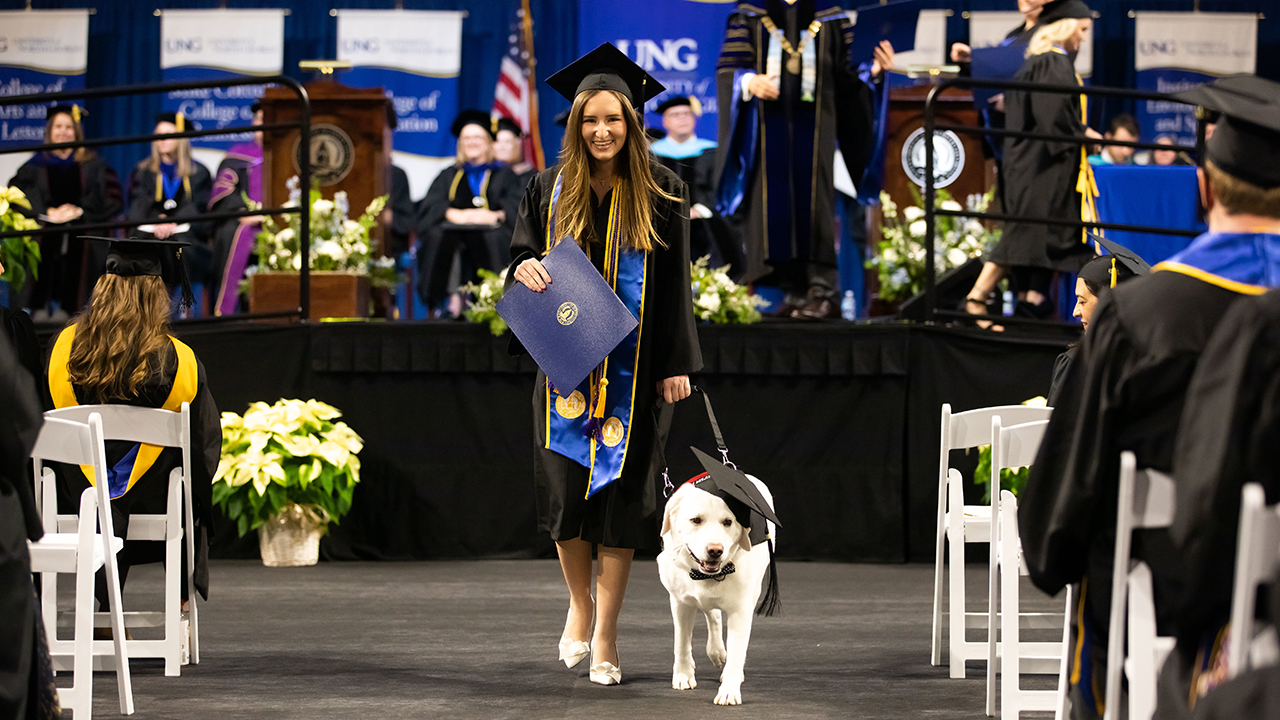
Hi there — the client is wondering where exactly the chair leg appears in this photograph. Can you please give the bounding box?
[102,542,135,714]
[986,522,1000,716]
[933,520,946,667]
[72,552,95,719]
[164,531,182,676]
[949,527,967,679]
[1055,585,1074,720]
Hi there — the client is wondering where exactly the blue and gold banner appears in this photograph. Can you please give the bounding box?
[0,10,88,181]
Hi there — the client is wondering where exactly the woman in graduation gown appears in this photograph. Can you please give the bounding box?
[964,0,1099,325]
[506,44,702,686]
[44,238,221,610]
[9,105,123,321]
[1046,246,1139,405]
[128,113,214,307]
[416,111,520,315]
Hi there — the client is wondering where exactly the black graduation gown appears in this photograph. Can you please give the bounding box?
[127,162,215,285]
[386,165,414,258]
[416,163,521,308]
[45,340,221,600]
[9,153,123,313]
[0,331,44,720]
[1046,345,1077,408]
[992,51,1095,273]
[1020,271,1250,639]
[504,163,703,549]
[208,148,262,310]
[656,148,745,279]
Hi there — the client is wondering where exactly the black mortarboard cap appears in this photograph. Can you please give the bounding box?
[690,446,782,529]
[655,95,702,116]
[154,112,188,132]
[554,109,571,127]
[546,42,666,109]
[249,101,263,114]
[451,109,497,139]
[48,104,86,123]
[83,236,195,309]
[645,127,666,141]
[1037,0,1092,24]
[495,117,523,138]
[1173,75,1280,190]
[1079,235,1147,290]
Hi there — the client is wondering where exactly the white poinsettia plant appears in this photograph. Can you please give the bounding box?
[691,255,769,324]
[0,186,42,292]
[867,188,1001,303]
[213,398,363,537]
[247,176,398,289]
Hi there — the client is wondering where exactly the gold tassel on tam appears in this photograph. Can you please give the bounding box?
[1110,258,1118,288]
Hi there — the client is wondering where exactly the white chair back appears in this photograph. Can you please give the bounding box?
[1228,483,1280,678]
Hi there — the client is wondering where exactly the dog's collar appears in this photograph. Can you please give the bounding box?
[689,562,736,582]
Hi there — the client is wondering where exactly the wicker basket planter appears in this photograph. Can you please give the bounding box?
[258,503,331,567]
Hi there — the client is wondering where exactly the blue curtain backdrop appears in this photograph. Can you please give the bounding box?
[0,0,1274,197]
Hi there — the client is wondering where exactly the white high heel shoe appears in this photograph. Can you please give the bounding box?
[589,651,621,685]
[558,637,591,669]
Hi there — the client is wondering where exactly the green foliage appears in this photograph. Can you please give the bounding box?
[691,255,769,324]
[0,187,42,292]
[459,268,509,336]
[973,444,1031,504]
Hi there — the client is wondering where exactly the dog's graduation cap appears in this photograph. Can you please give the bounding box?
[82,236,195,309]
[1173,75,1280,190]
[546,42,665,110]
[690,446,782,530]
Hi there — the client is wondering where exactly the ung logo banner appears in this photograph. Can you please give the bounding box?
[1134,12,1256,146]
[336,9,463,199]
[160,9,285,155]
[0,10,88,148]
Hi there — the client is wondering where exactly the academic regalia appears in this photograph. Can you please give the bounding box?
[416,161,521,309]
[715,1,880,295]
[208,141,263,317]
[386,165,414,258]
[505,162,703,549]
[128,161,214,289]
[991,47,1095,273]
[9,152,123,314]
[652,134,745,278]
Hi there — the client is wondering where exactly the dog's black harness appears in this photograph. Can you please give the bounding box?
[689,561,736,582]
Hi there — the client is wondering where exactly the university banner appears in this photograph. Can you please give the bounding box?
[0,10,89,182]
[969,10,1093,78]
[336,9,463,199]
[1134,12,1256,146]
[160,9,284,166]
[578,0,732,134]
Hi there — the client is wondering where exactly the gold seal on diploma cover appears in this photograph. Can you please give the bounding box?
[557,301,578,326]
[556,390,586,419]
[602,417,625,447]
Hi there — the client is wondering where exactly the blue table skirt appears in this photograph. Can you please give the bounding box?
[1093,164,1205,265]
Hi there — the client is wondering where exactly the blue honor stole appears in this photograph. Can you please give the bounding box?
[543,172,648,498]
[1154,231,1280,294]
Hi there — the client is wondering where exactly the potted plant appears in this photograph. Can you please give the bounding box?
[245,177,394,319]
[213,399,363,566]
[690,255,770,324]
[0,186,42,300]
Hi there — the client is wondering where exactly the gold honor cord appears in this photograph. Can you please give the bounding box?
[448,168,491,209]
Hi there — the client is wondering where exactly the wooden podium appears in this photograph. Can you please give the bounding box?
[882,83,990,211]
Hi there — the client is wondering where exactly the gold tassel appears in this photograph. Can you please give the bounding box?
[71,105,81,123]
[593,378,609,419]
[176,114,184,132]
[155,174,163,202]
[1110,258,1117,288]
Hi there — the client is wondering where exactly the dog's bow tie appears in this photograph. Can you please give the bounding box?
[689,562,736,582]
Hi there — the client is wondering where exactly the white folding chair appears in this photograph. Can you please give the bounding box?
[1228,483,1280,679]
[933,402,1054,677]
[1103,452,1177,720]
[996,489,1074,719]
[27,414,135,718]
[985,419,1069,717]
[43,403,199,676]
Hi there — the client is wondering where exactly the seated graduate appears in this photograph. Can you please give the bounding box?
[128,113,214,312]
[494,117,538,191]
[384,165,414,259]
[416,110,520,317]
[208,103,265,317]
[44,237,221,612]
[1047,238,1144,406]
[650,95,743,278]
[1018,74,1280,720]
[505,43,701,686]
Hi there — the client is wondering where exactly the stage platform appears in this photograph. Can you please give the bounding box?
[159,318,1070,563]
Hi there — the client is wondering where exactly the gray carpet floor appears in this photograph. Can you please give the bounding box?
[69,560,1064,719]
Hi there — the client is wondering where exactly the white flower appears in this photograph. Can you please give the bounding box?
[292,254,302,270]
[343,220,362,235]
[908,220,927,238]
[313,199,335,215]
[941,200,963,212]
[315,240,344,259]
[696,291,722,313]
[947,248,969,267]
[903,206,925,222]
[883,248,899,263]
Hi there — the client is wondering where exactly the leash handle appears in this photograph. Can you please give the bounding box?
[658,385,732,499]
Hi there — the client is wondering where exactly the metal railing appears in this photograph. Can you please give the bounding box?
[0,75,315,320]
[919,77,1203,325]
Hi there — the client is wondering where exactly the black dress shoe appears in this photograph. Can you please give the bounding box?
[791,296,839,320]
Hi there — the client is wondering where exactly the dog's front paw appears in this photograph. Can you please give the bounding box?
[672,671,697,690]
[713,680,742,706]
[705,639,726,669]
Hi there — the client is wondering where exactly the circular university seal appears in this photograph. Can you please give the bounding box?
[557,301,578,326]
[901,127,965,189]
[556,390,586,419]
[293,123,355,187]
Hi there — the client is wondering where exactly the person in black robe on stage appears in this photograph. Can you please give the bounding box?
[208,103,265,317]
[127,113,213,314]
[964,0,1100,326]
[1017,75,1280,719]
[416,110,520,316]
[383,165,414,259]
[9,105,123,322]
[44,237,221,613]
[716,1,894,318]
[494,117,538,191]
[506,43,701,686]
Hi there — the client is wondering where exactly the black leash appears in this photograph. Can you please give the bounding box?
[658,385,731,499]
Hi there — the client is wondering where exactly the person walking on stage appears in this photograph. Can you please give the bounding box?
[506,43,701,686]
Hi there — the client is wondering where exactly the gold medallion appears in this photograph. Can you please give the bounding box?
[786,54,801,75]
[556,390,586,419]
[602,417,625,448]
[557,301,578,325]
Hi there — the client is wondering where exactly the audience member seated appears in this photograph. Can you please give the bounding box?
[1089,113,1139,165]
[415,110,520,318]
[494,117,537,190]
[9,105,123,323]
[44,238,220,615]
[1152,135,1195,167]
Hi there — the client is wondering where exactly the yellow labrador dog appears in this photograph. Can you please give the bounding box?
[657,464,779,706]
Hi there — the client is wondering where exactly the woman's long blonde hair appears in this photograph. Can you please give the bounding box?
[140,125,194,180]
[552,90,681,252]
[67,274,173,401]
[1027,18,1083,57]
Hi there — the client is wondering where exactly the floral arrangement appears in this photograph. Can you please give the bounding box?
[0,186,42,291]
[459,267,508,336]
[246,177,397,290]
[867,188,1001,303]
[691,255,769,324]
[973,396,1047,503]
[213,398,363,537]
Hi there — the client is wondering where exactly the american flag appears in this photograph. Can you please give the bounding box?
[492,0,544,169]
